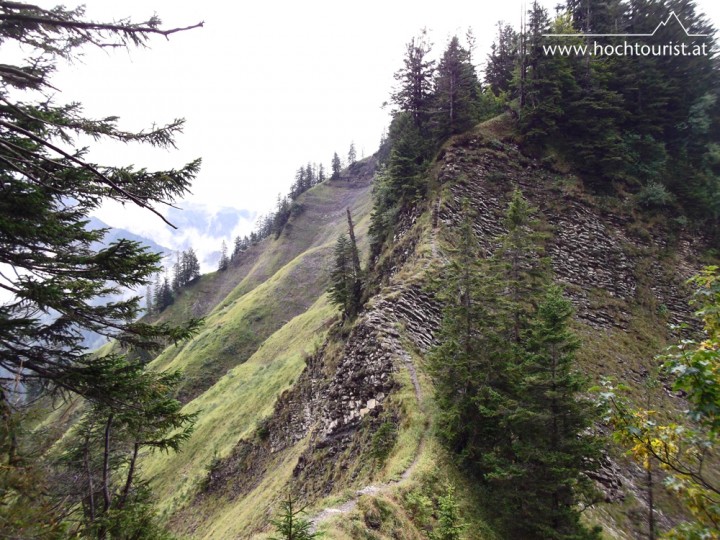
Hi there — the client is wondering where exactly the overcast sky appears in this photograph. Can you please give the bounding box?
[31,0,720,244]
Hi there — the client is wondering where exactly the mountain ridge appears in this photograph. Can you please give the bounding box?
[134,115,710,538]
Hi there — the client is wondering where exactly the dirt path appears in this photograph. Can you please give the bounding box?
[308,349,426,532]
[308,200,442,533]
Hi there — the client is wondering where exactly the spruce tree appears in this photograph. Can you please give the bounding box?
[433,36,480,138]
[145,284,154,315]
[328,210,363,319]
[518,4,579,150]
[386,112,428,199]
[172,252,182,292]
[331,152,342,180]
[391,28,435,129]
[218,240,229,271]
[430,202,509,461]
[182,248,201,285]
[486,23,519,95]
[431,193,599,539]
[345,208,363,317]
[348,142,357,165]
[0,2,202,405]
[154,276,174,312]
[495,189,549,342]
[328,234,352,314]
[305,163,314,188]
[60,369,196,538]
[270,494,321,540]
[502,286,601,539]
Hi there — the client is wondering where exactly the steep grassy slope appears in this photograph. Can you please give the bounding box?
[128,159,377,524]
[147,159,375,400]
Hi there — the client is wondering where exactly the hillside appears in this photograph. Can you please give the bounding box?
[124,115,710,539]
[7,3,720,539]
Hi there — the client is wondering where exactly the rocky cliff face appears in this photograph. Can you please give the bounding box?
[438,136,701,333]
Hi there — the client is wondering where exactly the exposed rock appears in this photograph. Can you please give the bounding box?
[437,141,702,332]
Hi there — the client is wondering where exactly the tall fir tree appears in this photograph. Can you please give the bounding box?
[328,234,352,314]
[486,23,519,95]
[58,369,195,537]
[345,208,363,317]
[495,189,549,342]
[429,202,510,462]
[431,192,599,539]
[392,28,435,130]
[331,152,342,180]
[218,240,229,271]
[433,35,480,138]
[501,286,601,539]
[0,1,202,407]
[328,210,363,319]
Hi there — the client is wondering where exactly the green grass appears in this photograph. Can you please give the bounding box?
[144,172,374,401]
[150,245,334,399]
[143,294,335,520]
[135,169,377,535]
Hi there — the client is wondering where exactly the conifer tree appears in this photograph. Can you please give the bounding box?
[503,286,601,539]
[182,248,201,284]
[432,484,464,540]
[305,163,314,189]
[0,2,202,408]
[172,252,182,292]
[495,189,549,342]
[233,236,245,259]
[145,283,154,315]
[269,493,321,540]
[486,23,519,95]
[60,369,196,537]
[387,113,428,199]
[218,240,229,271]
[328,234,352,314]
[392,28,435,129]
[331,152,342,180]
[430,201,509,460]
[154,275,174,312]
[348,142,357,165]
[431,193,599,539]
[345,208,363,317]
[433,35,480,138]
[518,4,579,149]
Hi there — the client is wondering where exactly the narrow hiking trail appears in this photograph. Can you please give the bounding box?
[308,202,444,532]
[308,354,426,531]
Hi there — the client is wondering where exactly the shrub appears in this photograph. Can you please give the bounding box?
[635,181,675,208]
[371,421,398,463]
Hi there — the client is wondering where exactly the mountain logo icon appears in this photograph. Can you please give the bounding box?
[543,11,709,38]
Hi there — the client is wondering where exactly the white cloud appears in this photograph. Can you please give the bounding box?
[27,0,720,248]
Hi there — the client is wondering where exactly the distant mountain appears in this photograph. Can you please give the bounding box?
[87,216,172,258]
[94,203,258,272]
[78,218,173,350]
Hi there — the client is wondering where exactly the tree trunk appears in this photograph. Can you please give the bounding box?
[648,459,655,540]
[84,432,96,522]
[118,442,139,510]
[102,415,113,512]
